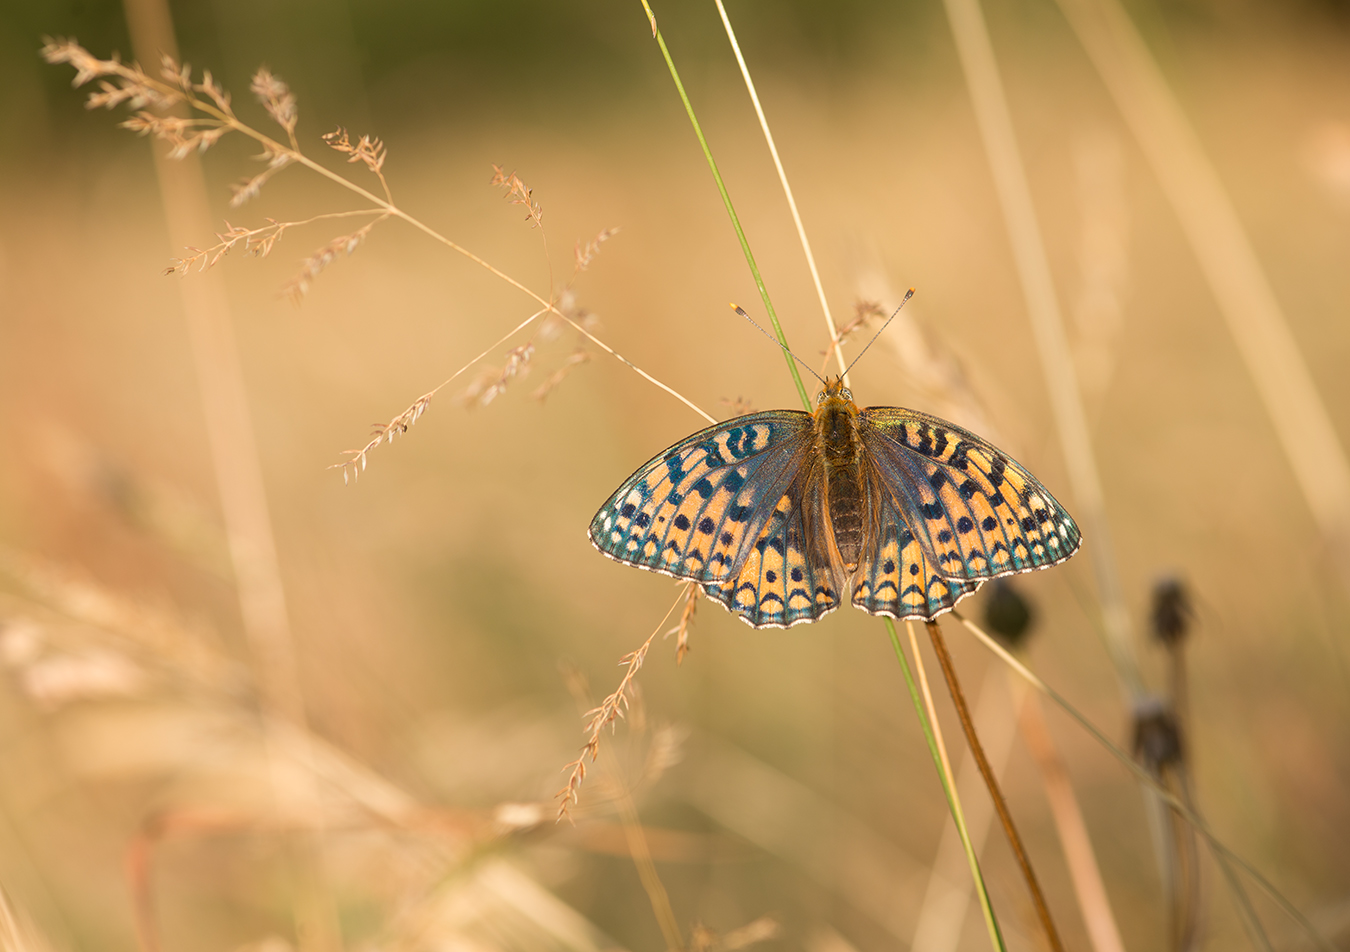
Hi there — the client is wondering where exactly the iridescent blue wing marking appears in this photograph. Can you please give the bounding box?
[589,410,815,585]
[857,408,1082,581]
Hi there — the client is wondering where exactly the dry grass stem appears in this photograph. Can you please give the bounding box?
[953,612,1332,951]
[1018,683,1126,952]
[1055,0,1350,589]
[940,0,1142,696]
[926,620,1065,952]
[556,590,687,820]
[666,582,699,664]
[163,209,383,276]
[712,0,846,381]
[532,350,592,402]
[333,307,561,481]
[820,299,885,372]
[49,39,716,456]
[691,917,781,952]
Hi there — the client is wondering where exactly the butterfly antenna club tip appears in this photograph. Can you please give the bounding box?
[843,288,916,378]
[729,303,826,385]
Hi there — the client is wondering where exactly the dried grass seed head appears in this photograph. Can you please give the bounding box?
[250,67,297,136]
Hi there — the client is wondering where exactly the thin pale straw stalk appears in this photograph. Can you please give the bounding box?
[954,612,1335,952]
[119,0,340,949]
[892,619,1006,952]
[335,308,551,479]
[712,0,848,384]
[637,0,812,413]
[1055,0,1350,591]
[909,661,1020,952]
[1015,678,1126,952]
[940,0,1143,699]
[614,785,684,951]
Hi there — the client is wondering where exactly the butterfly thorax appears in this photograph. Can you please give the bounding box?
[813,379,866,572]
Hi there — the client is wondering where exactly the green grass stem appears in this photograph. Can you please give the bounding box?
[637,0,812,413]
[888,618,1006,952]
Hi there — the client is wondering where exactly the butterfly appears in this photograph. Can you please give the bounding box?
[589,376,1082,628]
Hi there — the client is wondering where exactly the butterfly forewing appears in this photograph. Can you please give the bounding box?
[589,411,815,585]
[858,408,1082,581]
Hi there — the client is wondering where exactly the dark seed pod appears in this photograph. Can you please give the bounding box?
[1150,576,1192,648]
[1132,697,1184,772]
[982,578,1035,649]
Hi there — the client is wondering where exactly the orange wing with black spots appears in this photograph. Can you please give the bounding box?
[588,410,815,586]
[857,408,1081,581]
[701,466,844,628]
[851,468,983,620]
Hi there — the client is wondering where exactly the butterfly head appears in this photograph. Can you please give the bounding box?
[815,376,858,414]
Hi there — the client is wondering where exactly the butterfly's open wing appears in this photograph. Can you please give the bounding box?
[589,410,815,587]
[701,464,844,628]
[857,408,1082,582]
[851,472,984,620]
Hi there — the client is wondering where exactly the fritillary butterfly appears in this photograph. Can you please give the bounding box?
[589,377,1081,628]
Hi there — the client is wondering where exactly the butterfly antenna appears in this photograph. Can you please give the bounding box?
[842,287,915,378]
[729,304,827,385]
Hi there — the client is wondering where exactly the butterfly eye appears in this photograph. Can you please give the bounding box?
[817,391,827,404]
[841,388,852,400]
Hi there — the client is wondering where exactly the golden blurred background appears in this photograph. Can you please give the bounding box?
[0,0,1347,950]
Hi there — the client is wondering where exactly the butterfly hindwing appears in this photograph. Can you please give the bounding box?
[589,410,815,584]
[851,471,983,619]
[858,408,1082,582]
[702,467,842,628]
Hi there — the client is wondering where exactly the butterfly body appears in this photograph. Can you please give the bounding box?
[590,378,1081,629]
[815,384,868,573]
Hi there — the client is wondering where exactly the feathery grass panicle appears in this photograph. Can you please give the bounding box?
[532,350,591,402]
[666,583,699,665]
[462,344,535,409]
[283,214,388,303]
[251,68,297,140]
[324,127,390,200]
[819,299,885,372]
[490,164,544,230]
[574,227,619,274]
[556,586,689,821]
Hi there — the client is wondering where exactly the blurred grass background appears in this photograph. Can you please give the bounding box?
[0,0,1348,950]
